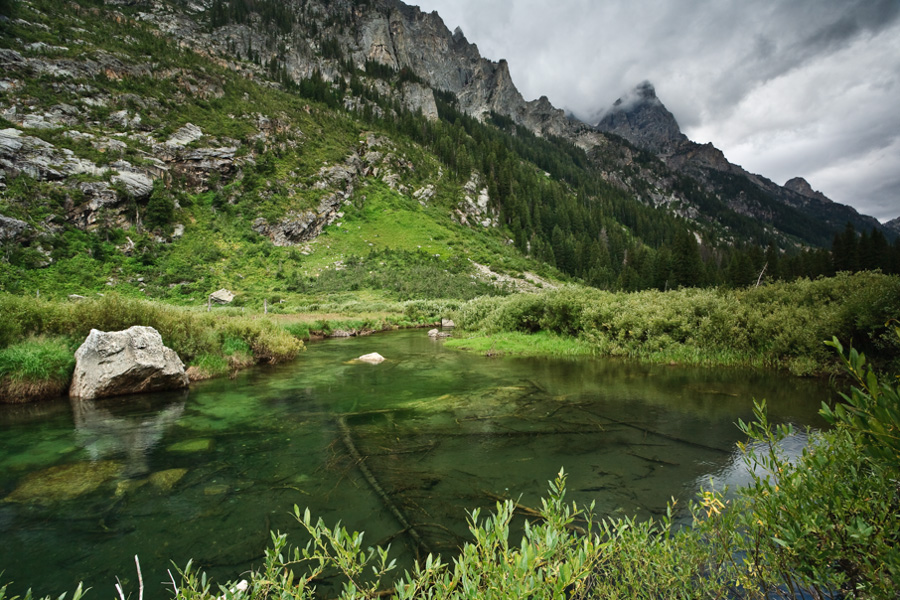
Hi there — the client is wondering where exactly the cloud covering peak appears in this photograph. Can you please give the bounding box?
[413,0,900,221]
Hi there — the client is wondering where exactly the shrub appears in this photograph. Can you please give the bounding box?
[452,273,900,372]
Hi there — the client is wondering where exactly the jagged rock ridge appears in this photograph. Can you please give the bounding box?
[588,81,886,242]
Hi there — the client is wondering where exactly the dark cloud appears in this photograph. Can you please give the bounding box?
[414,0,900,221]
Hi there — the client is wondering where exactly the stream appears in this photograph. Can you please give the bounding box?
[0,329,833,599]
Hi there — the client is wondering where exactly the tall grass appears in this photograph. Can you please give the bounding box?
[0,337,75,402]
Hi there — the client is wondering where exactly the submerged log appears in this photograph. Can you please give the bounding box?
[575,407,730,454]
[337,415,431,557]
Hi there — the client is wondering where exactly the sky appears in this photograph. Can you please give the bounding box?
[412,0,900,222]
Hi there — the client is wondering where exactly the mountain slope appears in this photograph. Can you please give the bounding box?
[182,0,890,249]
[0,0,561,300]
[593,82,888,245]
[1,0,898,301]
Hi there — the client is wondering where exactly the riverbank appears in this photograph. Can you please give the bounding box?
[449,271,900,376]
[3,272,898,402]
[0,293,448,403]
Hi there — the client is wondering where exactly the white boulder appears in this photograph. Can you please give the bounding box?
[358,352,385,364]
[69,326,189,400]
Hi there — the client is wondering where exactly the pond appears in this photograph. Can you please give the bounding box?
[0,330,833,599]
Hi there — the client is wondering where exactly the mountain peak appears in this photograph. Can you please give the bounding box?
[784,177,833,204]
[634,80,658,100]
[595,81,686,152]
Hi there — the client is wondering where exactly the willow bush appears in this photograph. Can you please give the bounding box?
[452,272,900,374]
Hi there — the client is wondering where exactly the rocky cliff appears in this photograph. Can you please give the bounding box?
[885,216,900,237]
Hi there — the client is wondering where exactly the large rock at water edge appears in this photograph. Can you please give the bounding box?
[69,326,189,400]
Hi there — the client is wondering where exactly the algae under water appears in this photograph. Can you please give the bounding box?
[0,330,832,599]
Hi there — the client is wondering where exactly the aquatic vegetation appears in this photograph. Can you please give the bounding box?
[4,461,122,504]
[158,336,900,598]
[1,330,895,599]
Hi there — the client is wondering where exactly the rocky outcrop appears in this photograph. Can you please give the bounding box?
[165,123,204,147]
[783,177,832,204]
[209,288,235,303]
[884,216,900,237]
[0,127,105,181]
[0,214,30,241]
[69,326,189,400]
[454,174,497,227]
[401,82,438,121]
[252,133,411,246]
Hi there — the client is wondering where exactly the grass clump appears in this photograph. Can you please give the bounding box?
[445,330,595,357]
[0,336,76,403]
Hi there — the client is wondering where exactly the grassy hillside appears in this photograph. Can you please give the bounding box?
[0,0,562,308]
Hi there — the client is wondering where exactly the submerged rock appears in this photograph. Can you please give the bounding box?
[69,326,189,400]
[167,438,215,453]
[114,478,149,498]
[149,468,187,491]
[4,460,122,504]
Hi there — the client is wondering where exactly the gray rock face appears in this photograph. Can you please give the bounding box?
[884,216,900,237]
[0,127,104,181]
[111,169,155,199]
[784,177,832,204]
[454,174,497,227]
[165,123,203,147]
[401,82,438,121]
[69,326,189,400]
[0,214,30,241]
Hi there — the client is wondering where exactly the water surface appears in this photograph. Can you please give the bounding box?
[0,330,833,598]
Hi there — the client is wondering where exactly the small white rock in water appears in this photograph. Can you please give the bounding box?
[428,328,439,337]
[358,352,385,364]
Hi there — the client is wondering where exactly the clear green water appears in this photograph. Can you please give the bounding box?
[0,330,832,598]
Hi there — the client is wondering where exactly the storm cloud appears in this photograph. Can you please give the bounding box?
[413,0,900,222]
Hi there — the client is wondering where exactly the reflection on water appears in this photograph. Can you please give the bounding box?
[0,330,834,599]
[693,431,814,501]
[73,396,186,477]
